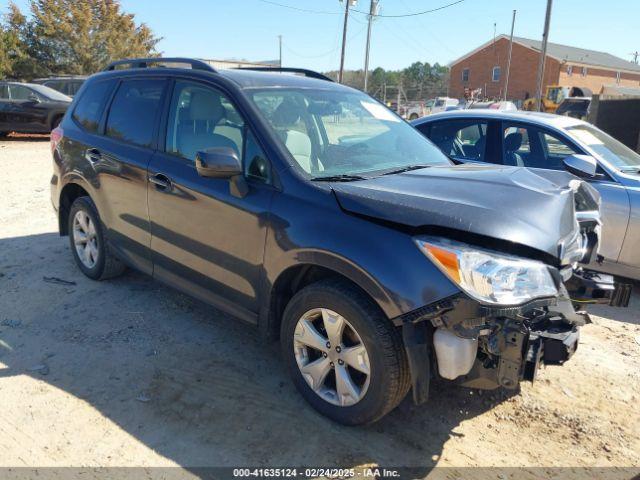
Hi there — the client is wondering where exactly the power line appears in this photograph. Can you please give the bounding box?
[283,24,367,59]
[352,0,466,18]
[256,0,341,15]
[257,0,466,18]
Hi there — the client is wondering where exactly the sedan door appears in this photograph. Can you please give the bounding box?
[7,84,50,132]
[148,80,274,323]
[0,84,10,129]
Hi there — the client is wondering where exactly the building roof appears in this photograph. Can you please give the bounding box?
[451,35,640,74]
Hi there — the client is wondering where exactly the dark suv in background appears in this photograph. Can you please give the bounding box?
[50,58,629,425]
[0,81,71,137]
[33,76,87,97]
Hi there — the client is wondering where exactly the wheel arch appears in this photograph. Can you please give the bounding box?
[262,253,397,340]
[58,180,92,236]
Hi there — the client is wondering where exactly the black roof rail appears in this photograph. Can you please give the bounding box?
[233,67,333,82]
[104,57,217,73]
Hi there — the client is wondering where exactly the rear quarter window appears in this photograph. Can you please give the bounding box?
[72,79,117,134]
[105,79,166,148]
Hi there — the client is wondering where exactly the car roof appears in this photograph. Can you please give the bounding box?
[88,66,353,92]
[34,76,87,81]
[412,109,586,129]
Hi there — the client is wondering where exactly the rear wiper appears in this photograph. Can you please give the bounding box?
[311,174,367,182]
[381,164,432,176]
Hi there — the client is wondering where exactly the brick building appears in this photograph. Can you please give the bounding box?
[449,35,640,101]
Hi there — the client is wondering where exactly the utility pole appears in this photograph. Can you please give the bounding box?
[338,0,355,83]
[338,0,351,83]
[534,0,553,111]
[278,35,282,67]
[363,0,378,92]
[504,10,516,101]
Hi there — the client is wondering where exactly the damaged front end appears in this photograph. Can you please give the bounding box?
[398,179,631,404]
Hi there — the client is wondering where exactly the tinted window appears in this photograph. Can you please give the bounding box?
[72,79,116,134]
[106,79,165,147]
[0,85,8,99]
[429,120,488,162]
[165,81,245,161]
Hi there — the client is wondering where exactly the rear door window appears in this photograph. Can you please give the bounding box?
[0,85,9,99]
[106,79,166,148]
[72,79,116,134]
[428,120,489,162]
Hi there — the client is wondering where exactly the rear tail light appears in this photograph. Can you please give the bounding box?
[51,126,63,153]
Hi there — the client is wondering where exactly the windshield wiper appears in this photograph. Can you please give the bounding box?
[380,164,433,176]
[311,174,367,182]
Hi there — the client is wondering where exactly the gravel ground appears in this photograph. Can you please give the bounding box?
[0,137,639,477]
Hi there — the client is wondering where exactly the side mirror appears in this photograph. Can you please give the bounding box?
[195,147,242,178]
[563,154,597,178]
[28,94,41,103]
[195,147,248,198]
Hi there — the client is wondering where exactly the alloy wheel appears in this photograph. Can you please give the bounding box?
[73,210,99,269]
[293,308,370,407]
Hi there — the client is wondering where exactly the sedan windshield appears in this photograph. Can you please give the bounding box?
[567,124,640,170]
[29,84,72,102]
[250,88,450,178]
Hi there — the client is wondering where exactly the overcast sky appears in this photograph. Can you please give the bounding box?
[8,0,640,71]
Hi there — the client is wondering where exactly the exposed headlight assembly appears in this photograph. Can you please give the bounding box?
[415,237,558,306]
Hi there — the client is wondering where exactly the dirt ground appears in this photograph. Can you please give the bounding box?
[1,137,639,477]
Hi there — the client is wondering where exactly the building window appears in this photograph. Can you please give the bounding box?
[462,68,469,82]
[581,66,588,77]
[616,71,621,84]
[566,65,573,76]
[492,66,501,82]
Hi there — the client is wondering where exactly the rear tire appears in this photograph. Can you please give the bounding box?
[68,196,126,280]
[281,278,410,425]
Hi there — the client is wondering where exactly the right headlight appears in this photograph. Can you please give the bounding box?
[415,236,558,306]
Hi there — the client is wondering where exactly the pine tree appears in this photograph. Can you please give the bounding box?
[2,0,161,79]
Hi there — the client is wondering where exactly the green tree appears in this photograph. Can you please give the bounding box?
[2,0,161,79]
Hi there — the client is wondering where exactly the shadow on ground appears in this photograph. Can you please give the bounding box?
[0,232,637,472]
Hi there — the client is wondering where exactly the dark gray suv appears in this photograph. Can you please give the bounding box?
[50,58,629,425]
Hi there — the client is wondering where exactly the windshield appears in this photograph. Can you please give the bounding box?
[547,87,566,104]
[28,84,72,102]
[567,124,640,170]
[250,88,450,178]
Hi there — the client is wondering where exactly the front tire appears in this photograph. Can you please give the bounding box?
[281,279,410,425]
[68,197,126,280]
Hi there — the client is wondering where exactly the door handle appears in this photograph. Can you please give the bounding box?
[148,173,172,191]
[85,148,101,165]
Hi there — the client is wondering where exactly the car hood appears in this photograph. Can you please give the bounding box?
[331,164,600,264]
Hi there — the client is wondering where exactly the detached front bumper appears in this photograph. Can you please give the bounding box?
[398,269,630,403]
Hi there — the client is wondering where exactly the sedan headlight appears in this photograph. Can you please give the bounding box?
[415,237,558,306]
